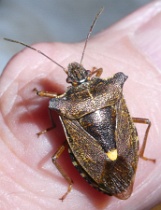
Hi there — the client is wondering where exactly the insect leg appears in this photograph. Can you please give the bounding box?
[89,67,103,78]
[33,88,58,136]
[37,109,56,136]
[132,117,155,163]
[33,88,57,98]
[52,141,73,201]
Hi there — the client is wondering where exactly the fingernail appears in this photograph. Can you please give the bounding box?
[135,9,161,70]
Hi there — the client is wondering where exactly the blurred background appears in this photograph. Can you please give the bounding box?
[0,0,151,73]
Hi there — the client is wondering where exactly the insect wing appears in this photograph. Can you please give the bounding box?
[114,97,139,199]
[116,97,139,167]
[60,116,107,184]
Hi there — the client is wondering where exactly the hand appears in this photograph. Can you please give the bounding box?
[0,1,161,209]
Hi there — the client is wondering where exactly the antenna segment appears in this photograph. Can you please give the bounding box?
[4,38,67,73]
[80,7,104,65]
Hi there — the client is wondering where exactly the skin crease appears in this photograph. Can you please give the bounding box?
[0,1,161,210]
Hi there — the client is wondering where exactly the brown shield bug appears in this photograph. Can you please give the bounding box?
[4,8,155,201]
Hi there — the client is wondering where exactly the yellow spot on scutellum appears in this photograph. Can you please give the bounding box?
[107,149,118,161]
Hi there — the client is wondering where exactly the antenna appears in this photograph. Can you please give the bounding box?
[80,7,104,65]
[4,38,67,73]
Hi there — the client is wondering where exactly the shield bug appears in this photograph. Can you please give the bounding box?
[4,8,155,201]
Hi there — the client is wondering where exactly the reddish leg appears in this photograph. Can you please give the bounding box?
[133,117,155,163]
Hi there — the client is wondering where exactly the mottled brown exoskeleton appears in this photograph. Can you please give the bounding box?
[5,8,155,201]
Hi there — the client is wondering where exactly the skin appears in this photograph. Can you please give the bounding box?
[0,1,161,210]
